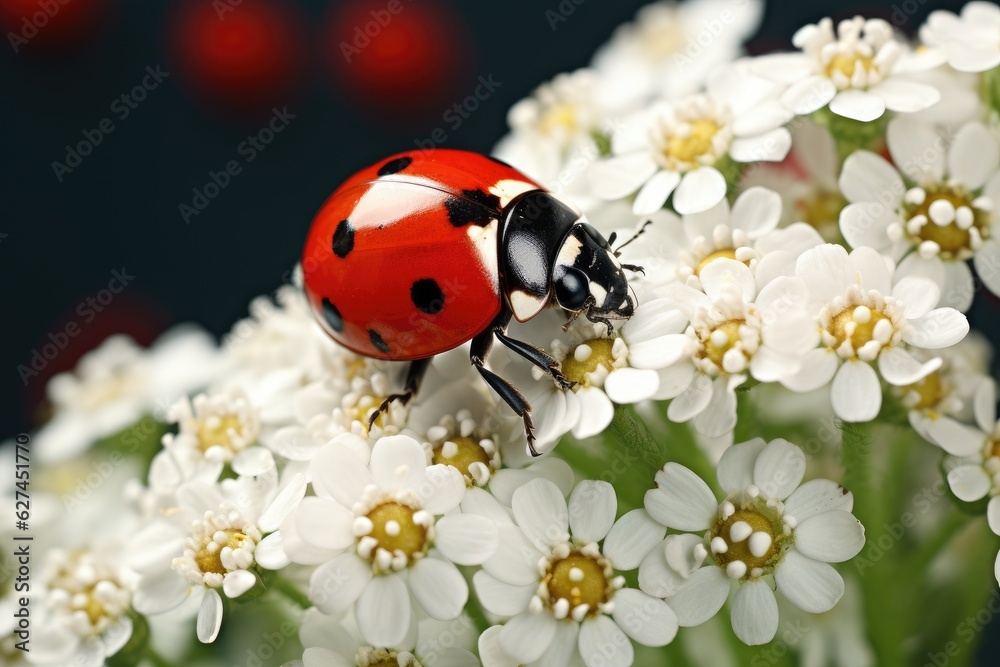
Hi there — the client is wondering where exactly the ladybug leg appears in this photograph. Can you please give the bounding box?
[495,331,575,391]
[470,315,539,456]
[367,357,432,429]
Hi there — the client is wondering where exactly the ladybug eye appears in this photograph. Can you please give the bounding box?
[554,268,590,311]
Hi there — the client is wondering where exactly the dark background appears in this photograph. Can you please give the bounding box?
[3,0,998,663]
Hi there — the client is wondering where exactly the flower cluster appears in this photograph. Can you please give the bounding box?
[11,2,1000,667]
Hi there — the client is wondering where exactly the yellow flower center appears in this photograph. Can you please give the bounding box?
[539,103,578,136]
[195,529,249,576]
[432,436,491,480]
[359,649,420,667]
[364,502,427,563]
[665,118,721,165]
[195,415,244,454]
[699,320,745,368]
[828,306,889,353]
[825,53,876,82]
[797,190,846,231]
[989,439,1000,460]
[904,187,992,257]
[544,552,611,616]
[694,248,742,276]
[711,506,783,572]
[561,338,617,388]
[902,371,946,413]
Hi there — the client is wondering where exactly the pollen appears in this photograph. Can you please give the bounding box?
[539,103,579,136]
[542,550,617,619]
[195,529,250,576]
[827,305,891,359]
[902,371,946,413]
[797,189,846,231]
[195,415,244,454]
[665,118,721,165]
[432,436,492,480]
[699,320,746,369]
[825,53,876,82]
[694,248,741,276]
[356,502,430,573]
[561,337,619,388]
[901,185,992,259]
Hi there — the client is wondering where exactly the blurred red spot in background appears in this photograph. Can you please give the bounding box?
[165,0,307,116]
[0,0,112,53]
[323,0,474,123]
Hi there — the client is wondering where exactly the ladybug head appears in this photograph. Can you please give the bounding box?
[552,222,635,331]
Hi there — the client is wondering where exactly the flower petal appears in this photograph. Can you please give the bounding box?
[612,588,679,647]
[878,347,941,386]
[781,348,838,393]
[308,552,372,614]
[949,121,1000,190]
[644,463,717,531]
[409,557,468,619]
[794,510,866,563]
[371,435,428,494]
[222,569,257,599]
[947,464,992,502]
[838,151,903,206]
[775,548,845,613]
[472,570,535,617]
[753,439,806,500]
[780,75,837,114]
[356,573,411,647]
[511,478,569,550]
[498,612,557,664]
[295,496,356,551]
[729,128,792,163]
[869,79,940,114]
[667,373,714,423]
[839,202,895,251]
[831,362,882,423]
[633,169,681,215]
[783,479,854,522]
[311,444,372,507]
[669,566,730,627]
[673,167,727,215]
[887,116,945,183]
[483,523,544,585]
[604,509,667,570]
[569,480,617,543]
[435,513,499,565]
[731,580,779,645]
[605,367,660,404]
[589,154,659,200]
[906,308,969,349]
[829,89,886,122]
[892,276,941,319]
[197,588,223,644]
[578,616,634,667]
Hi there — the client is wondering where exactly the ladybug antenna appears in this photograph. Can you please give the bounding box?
[613,219,654,255]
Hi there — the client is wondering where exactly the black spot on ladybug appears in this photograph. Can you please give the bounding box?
[332,220,355,258]
[410,278,445,315]
[488,155,513,168]
[377,156,413,176]
[369,329,391,354]
[321,298,344,332]
[445,189,501,227]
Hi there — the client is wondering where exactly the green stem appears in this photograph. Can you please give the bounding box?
[607,405,665,474]
[904,508,969,577]
[270,577,312,610]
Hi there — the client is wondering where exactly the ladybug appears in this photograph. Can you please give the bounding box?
[301,149,640,455]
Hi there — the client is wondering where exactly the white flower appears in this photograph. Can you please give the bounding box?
[507,69,606,153]
[783,244,970,422]
[591,0,764,109]
[753,16,940,122]
[497,300,707,453]
[418,409,503,488]
[838,118,1000,311]
[741,121,846,242]
[295,608,479,667]
[473,478,676,667]
[658,259,819,437]
[34,327,222,464]
[920,2,1000,73]
[30,547,135,667]
[588,65,791,216]
[128,455,304,643]
[941,388,1000,585]
[614,186,825,292]
[897,341,995,456]
[640,438,865,645]
[289,435,495,648]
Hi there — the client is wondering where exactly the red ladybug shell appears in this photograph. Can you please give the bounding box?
[302,149,541,360]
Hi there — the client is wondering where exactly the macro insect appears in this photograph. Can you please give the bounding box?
[301,149,640,455]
